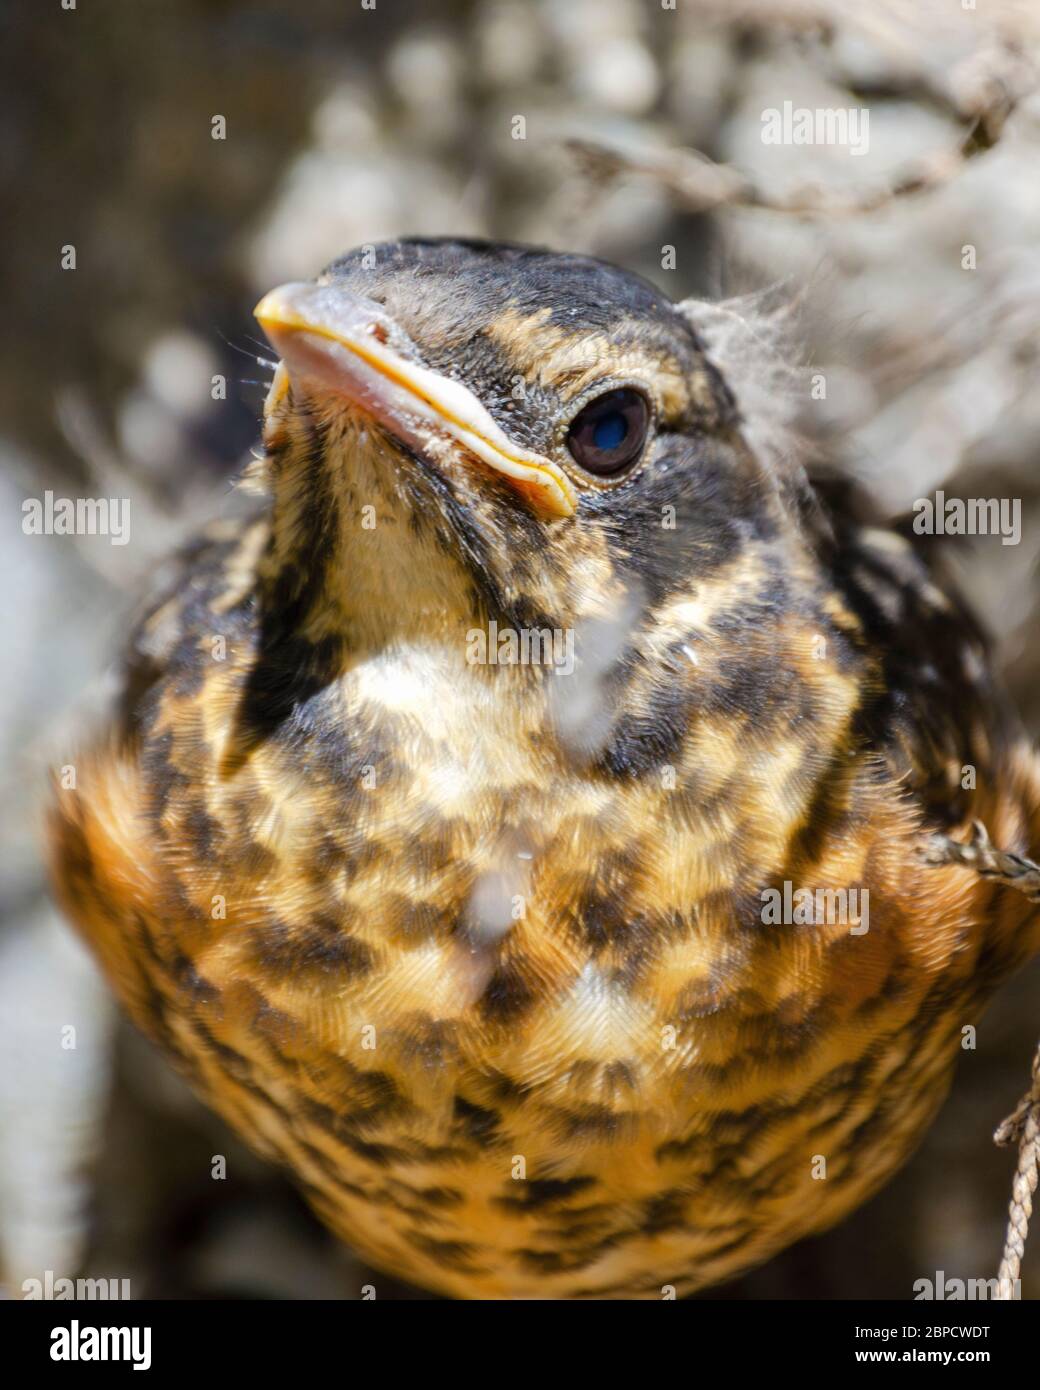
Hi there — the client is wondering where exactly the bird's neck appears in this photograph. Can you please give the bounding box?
[259,406,489,656]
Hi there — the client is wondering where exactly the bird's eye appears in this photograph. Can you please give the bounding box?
[565,388,650,477]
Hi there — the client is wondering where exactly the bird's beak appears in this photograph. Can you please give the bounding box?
[254,282,577,519]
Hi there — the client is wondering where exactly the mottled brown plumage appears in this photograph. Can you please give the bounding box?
[49,240,1040,1298]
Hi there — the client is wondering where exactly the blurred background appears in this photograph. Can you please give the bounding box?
[2,0,1039,1299]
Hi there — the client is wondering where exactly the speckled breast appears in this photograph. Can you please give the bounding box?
[51,581,1001,1297]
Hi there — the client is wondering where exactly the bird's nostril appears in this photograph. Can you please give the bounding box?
[368,322,389,344]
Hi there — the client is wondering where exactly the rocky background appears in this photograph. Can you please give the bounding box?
[1,0,1038,1299]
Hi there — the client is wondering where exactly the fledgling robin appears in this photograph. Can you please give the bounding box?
[49,239,1040,1299]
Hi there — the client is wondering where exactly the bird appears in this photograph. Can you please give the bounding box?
[48,237,1040,1299]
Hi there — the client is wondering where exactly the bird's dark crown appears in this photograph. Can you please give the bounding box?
[319,237,737,453]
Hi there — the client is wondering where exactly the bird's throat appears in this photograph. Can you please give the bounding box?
[261,402,493,655]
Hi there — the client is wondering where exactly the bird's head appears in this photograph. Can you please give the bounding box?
[254,238,814,690]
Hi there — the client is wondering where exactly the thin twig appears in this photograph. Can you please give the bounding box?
[993,1041,1040,1299]
[567,119,997,222]
[920,819,1040,1297]
[920,820,1040,903]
